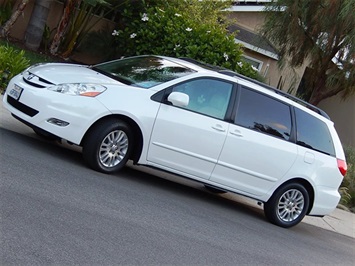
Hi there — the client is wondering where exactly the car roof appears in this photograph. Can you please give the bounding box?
[159,56,215,72]
[161,56,330,120]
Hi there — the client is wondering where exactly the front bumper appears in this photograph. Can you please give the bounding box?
[3,74,111,145]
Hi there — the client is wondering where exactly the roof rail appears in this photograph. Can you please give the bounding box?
[179,57,330,120]
[218,70,330,119]
[179,57,225,71]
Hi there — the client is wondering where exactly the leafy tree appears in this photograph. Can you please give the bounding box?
[112,0,261,79]
[261,0,355,105]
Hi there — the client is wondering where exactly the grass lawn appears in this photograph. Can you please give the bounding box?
[0,38,63,93]
[0,38,57,64]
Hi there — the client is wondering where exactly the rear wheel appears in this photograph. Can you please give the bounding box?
[264,183,309,228]
[83,119,133,173]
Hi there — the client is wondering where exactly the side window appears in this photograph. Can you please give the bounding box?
[295,108,335,156]
[235,87,292,140]
[172,78,233,119]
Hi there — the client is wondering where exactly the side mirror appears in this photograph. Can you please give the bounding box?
[167,92,189,107]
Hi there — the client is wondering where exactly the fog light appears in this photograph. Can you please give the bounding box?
[47,118,69,127]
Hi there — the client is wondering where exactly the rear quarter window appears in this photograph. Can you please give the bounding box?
[295,108,335,156]
[235,87,292,140]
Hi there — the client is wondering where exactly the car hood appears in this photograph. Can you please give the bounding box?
[25,63,121,86]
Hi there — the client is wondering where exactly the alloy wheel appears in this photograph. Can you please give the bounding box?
[277,188,305,222]
[99,130,129,168]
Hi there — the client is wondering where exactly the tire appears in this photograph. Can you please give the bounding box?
[204,185,227,194]
[264,183,309,228]
[82,119,133,174]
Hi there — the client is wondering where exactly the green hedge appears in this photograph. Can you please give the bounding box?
[340,146,355,212]
[0,45,30,93]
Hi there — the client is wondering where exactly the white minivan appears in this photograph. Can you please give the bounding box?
[3,55,347,227]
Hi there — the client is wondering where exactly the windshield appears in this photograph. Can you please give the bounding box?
[92,56,196,88]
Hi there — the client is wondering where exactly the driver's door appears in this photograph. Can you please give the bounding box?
[147,78,234,180]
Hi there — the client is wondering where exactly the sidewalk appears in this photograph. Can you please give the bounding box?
[1,95,354,238]
[303,207,355,238]
[225,194,355,238]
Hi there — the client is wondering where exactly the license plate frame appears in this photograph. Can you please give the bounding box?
[8,84,23,101]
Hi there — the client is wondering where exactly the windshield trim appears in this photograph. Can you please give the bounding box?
[91,66,136,86]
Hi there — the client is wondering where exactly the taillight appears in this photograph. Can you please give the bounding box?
[337,159,347,176]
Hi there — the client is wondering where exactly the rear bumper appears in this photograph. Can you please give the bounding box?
[309,185,341,216]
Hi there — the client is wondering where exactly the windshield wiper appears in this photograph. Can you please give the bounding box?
[91,67,134,86]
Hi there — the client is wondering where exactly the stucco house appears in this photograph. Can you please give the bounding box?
[228,0,354,147]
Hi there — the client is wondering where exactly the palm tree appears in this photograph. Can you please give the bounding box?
[25,0,53,50]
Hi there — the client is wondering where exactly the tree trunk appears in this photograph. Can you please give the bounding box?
[49,0,77,55]
[0,0,30,38]
[309,84,345,106]
[25,0,53,51]
[308,73,326,106]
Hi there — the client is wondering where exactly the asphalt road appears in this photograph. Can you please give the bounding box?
[1,117,355,265]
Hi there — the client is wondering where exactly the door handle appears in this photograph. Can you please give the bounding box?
[230,130,243,137]
[212,125,226,132]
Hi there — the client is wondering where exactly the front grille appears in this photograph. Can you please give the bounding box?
[22,74,53,88]
[7,95,39,117]
[22,77,46,88]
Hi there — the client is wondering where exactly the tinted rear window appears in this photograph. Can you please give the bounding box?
[235,87,292,140]
[295,108,335,156]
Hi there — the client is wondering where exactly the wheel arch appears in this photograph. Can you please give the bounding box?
[80,114,144,163]
[273,178,315,215]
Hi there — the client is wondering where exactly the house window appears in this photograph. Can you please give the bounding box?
[241,55,263,72]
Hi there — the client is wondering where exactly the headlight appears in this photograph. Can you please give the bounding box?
[47,83,107,97]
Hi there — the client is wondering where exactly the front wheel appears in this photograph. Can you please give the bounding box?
[82,119,133,173]
[264,183,309,228]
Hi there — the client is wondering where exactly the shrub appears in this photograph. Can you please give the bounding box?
[0,45,30,93]
[340,146,355,212]
[112,0,263,81]
[0,0,14,26]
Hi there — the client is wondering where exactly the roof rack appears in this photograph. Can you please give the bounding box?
[179,57,225,71]
[179,57,330,120]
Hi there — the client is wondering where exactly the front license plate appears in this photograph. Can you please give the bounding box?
[8,84,23,100]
